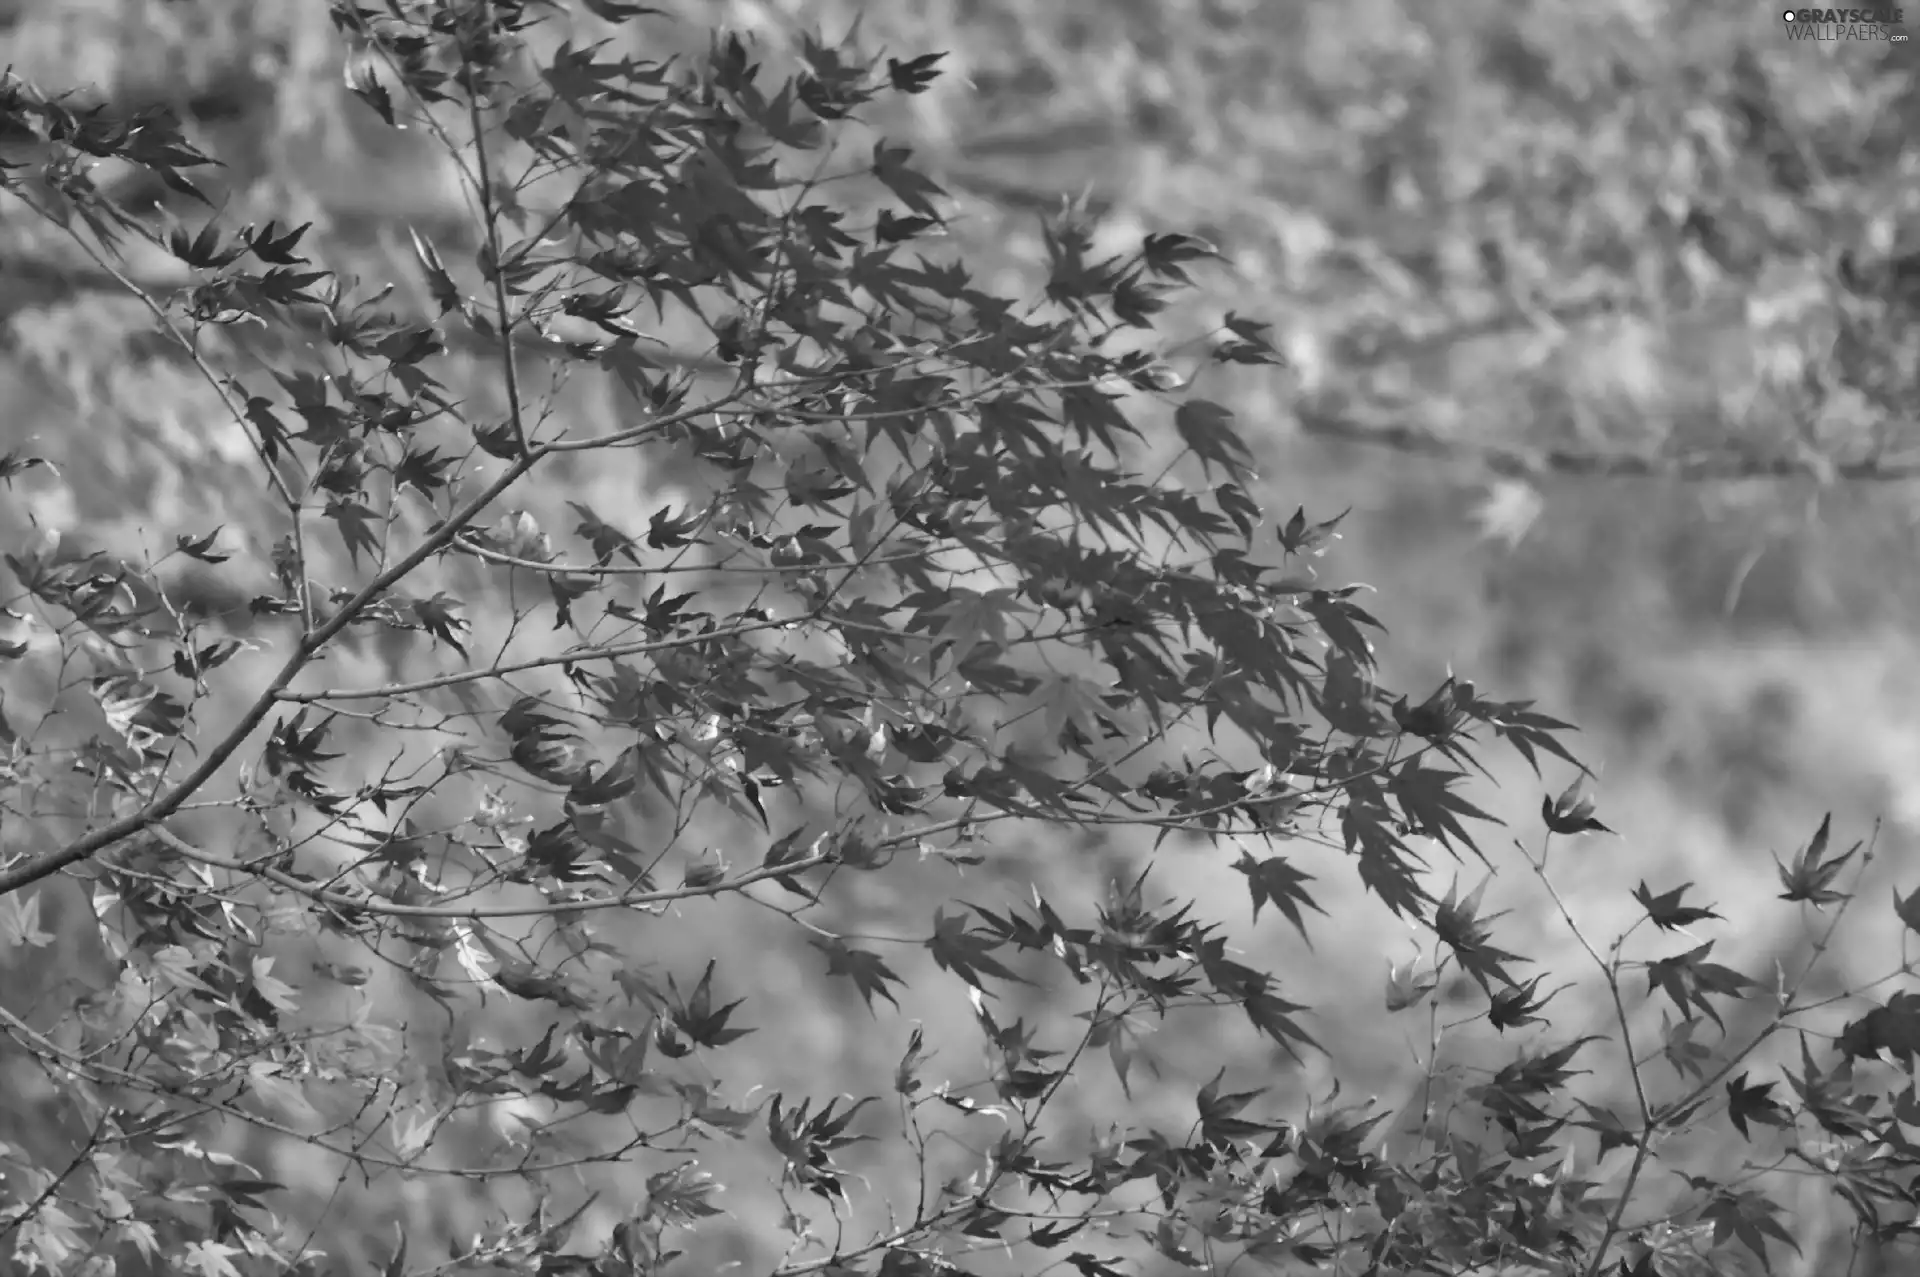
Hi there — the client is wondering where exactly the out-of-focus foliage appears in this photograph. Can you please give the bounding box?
[722,0,1920,662]
[3,2,1920,1277]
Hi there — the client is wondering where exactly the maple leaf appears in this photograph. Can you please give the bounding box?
[1344,800,1432,921]
[671,960,753,1048]
[1232,850,1326,943]
[1172,398,1253,480]
[511,732,591,788]
[1034,673,1109,747]
[1568,1102,1637,1165]
[263,708,340,775]
[871,141,944,216]
[1541,777,1612,836]
[407,592,470,658]
[813,939,903,1013]
[325,498,381,567]
[1661,1013,1714,1081]
[1392,762,1499,864]
[393,445,455,495]
[1195,1068,1279,1147]
[174,526,230,563]
[1383,957,1436,1012]
[1632,880,1723,931]
[1478,699,1585,778]
[1786,1034,1873,1139]
[927,908,1028,992]
[885,51,945,94]
[1243,990,1320,1060]
[1430,876,1525,993]
[894,1025,929,1096]
[1277,504,1348,556]
[1140,231,1217,285]
[1487,973,1560,1032]
[183,1239,246,1277]
[1391,680,1468,744]
[1645,942,1756,1029]
[0,451,50,488]
[931,587,1025,665]
[647,505,702,548]
[568,500,639,565]
[1491,1035,1597,1097]
[0,891,52,949]
[493,962,594,1011]
[248,956,302,1015]
[1837,990,1920,1064]
[872,211,938,249]
[1697,1188,1802,1272]
[1774,813,1855,906]
[1725,1072,1791,1139]
[784,466,857,508]
[1085,1009,1153,1096]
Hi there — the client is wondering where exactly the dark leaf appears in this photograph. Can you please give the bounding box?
[0,452,51,487]
[348,66,398,127]
[1646,942,1757,1029]
[1896,884,1920,937]
[1725,1072,1791,1140]
[813,939,904,1012]
[1173,398,1253,480]
[886,52,946,94]
[1698,1189,1802,1272]
[1542,776,1612,836]
[324,498,381,567]
[1632,880,1722,931]
[174,527,230,563]
[1775,814,1855,906]
[927,908,1028,991]
[1232,850,1325,942]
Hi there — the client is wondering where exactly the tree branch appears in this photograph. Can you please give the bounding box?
[150,824,834,921]
[0,254,732,373]
[0,387,746,897]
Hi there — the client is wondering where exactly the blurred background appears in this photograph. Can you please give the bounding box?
[2,0,1918,1273]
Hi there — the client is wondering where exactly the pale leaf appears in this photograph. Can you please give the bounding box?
[1471,479,1543,548]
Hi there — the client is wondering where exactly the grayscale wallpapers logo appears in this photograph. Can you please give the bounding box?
[1781,7,1910,38]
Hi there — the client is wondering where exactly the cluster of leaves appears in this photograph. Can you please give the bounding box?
[0,3,1916,1274]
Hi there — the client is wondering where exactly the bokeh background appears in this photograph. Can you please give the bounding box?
[3,0,1918,1273]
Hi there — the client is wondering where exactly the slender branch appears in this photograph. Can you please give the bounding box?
[152,824,834,920]
[450,536,942,577]
[273,610,798,702]
[1524,835,1659,1277]
[0,384,741,895]
[0,256,732,373]
[0,999,646,1182]
[460,26,532,456]
[4,192,306,510]
[0,447,523,894]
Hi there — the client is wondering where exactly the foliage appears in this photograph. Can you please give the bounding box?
[0,3,1916,1275]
